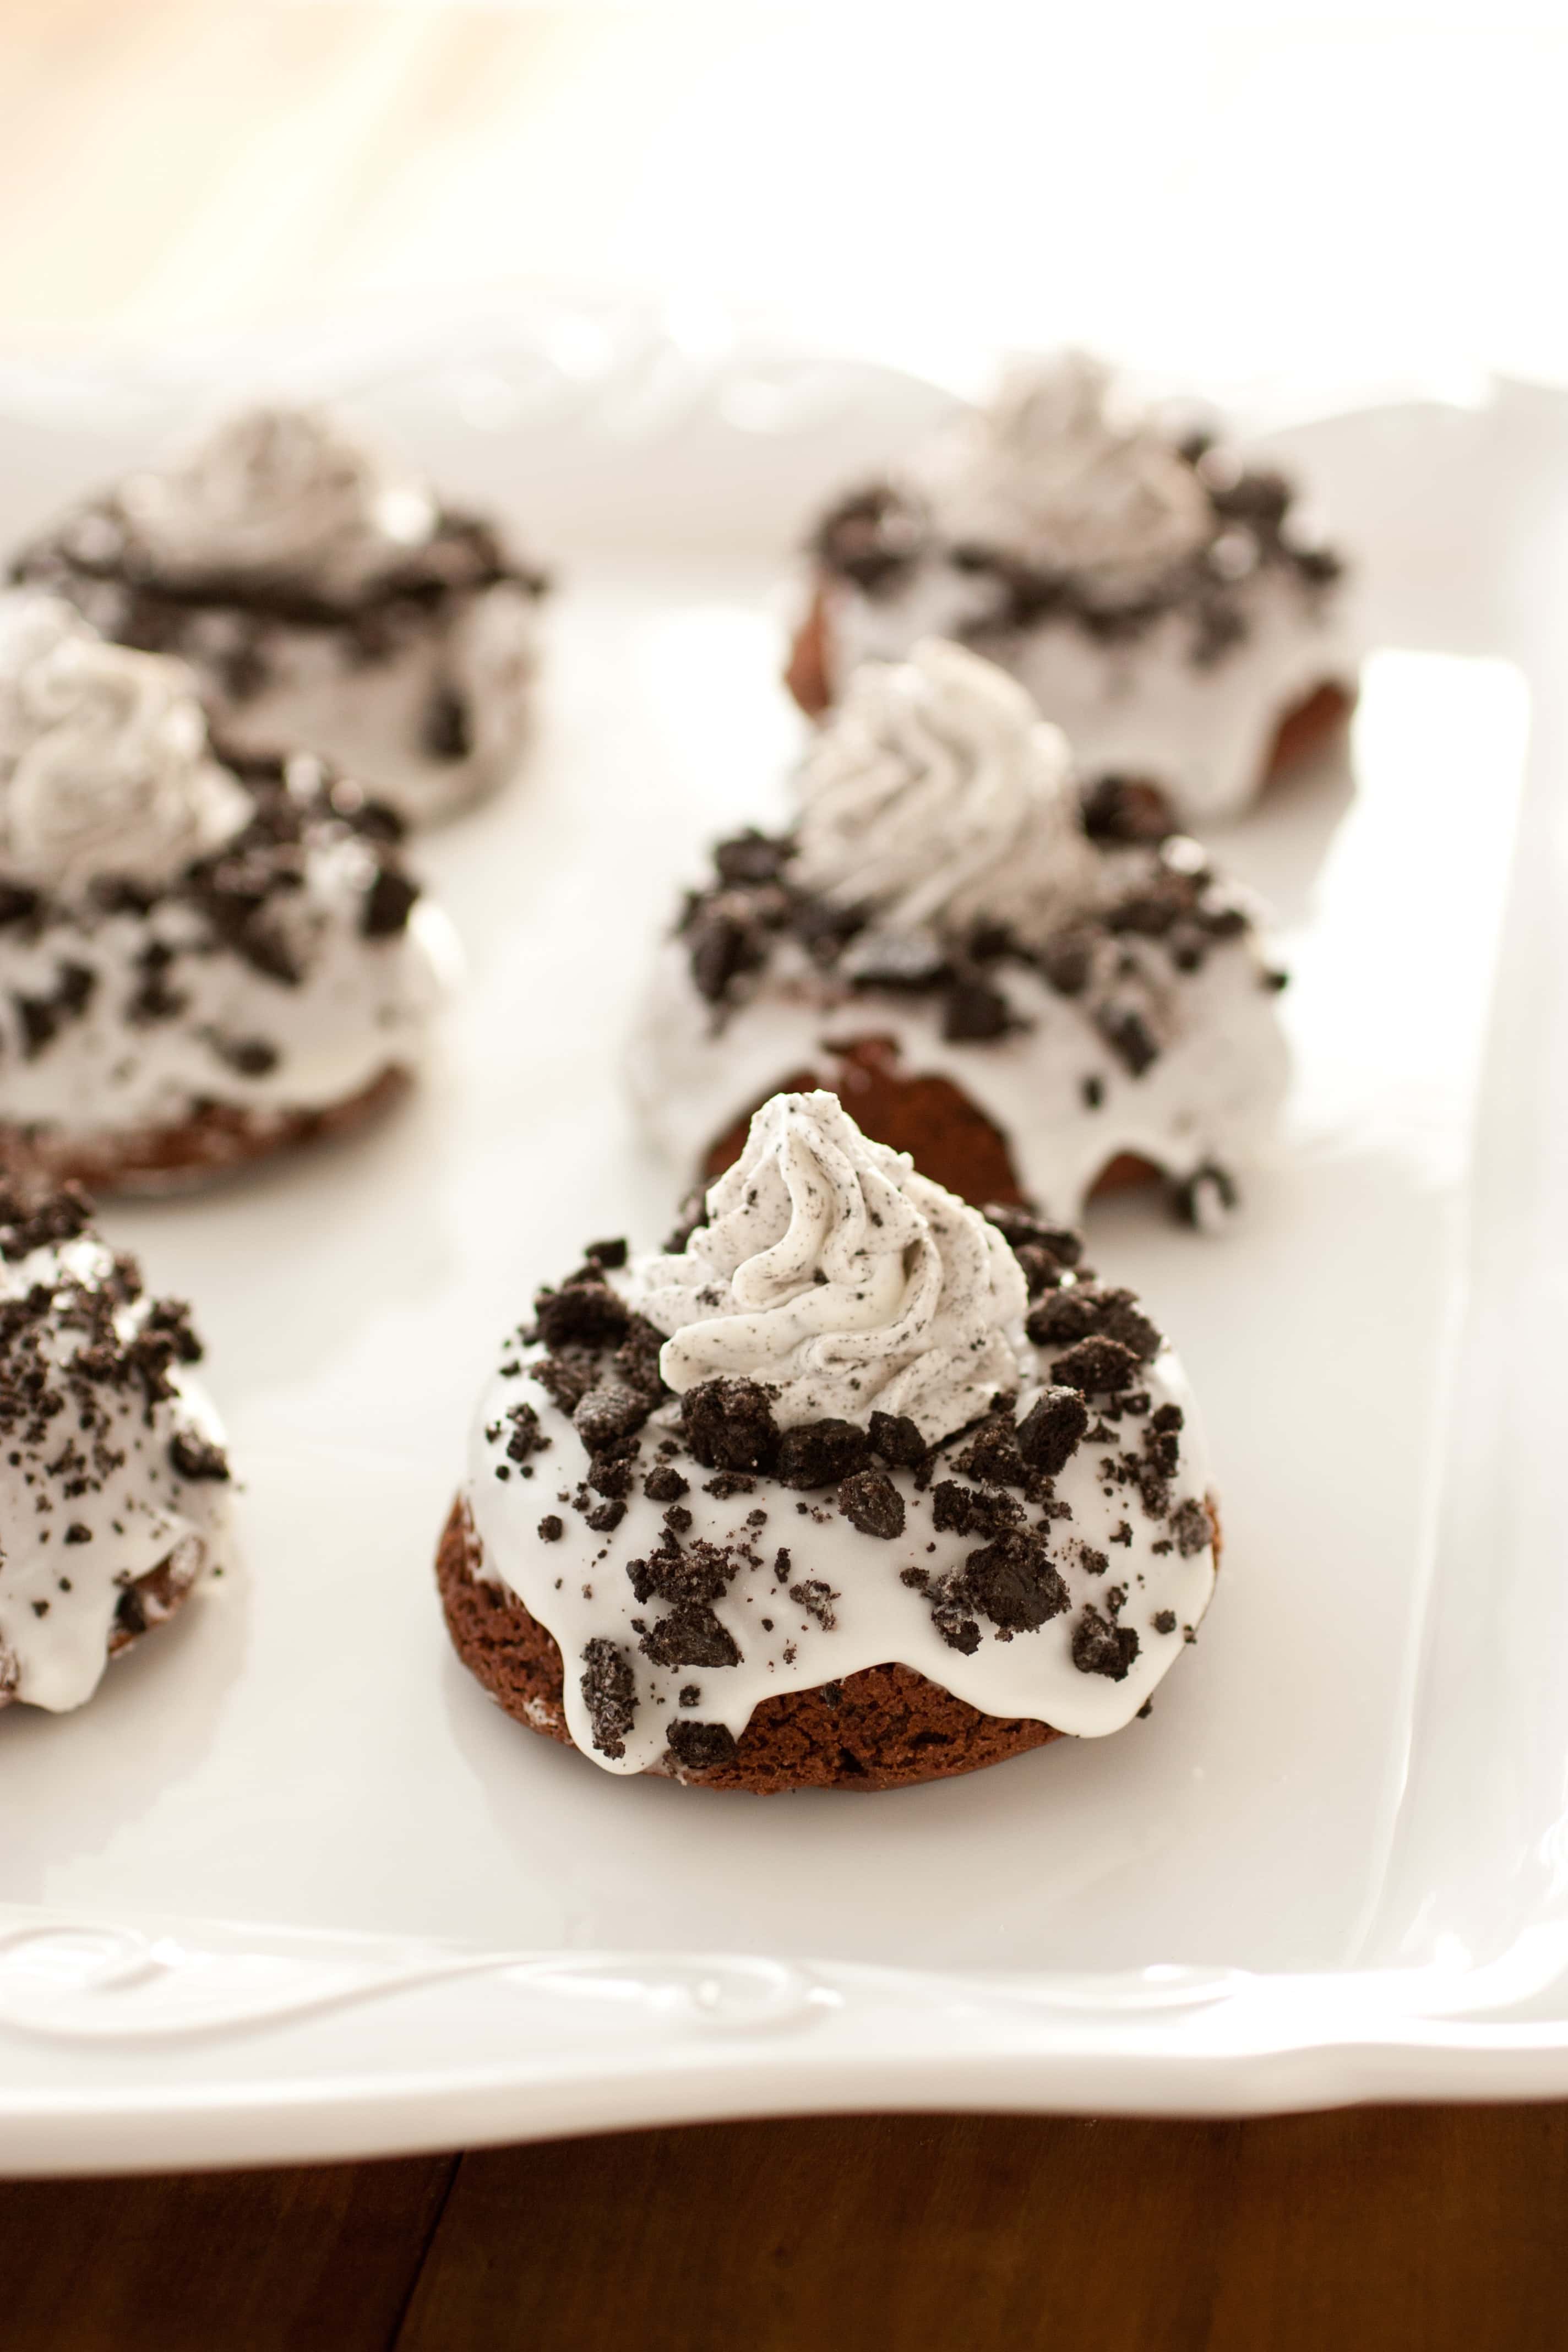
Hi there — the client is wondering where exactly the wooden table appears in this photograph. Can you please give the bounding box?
[3,11,1565,2344]
[3,2106,1567,2348]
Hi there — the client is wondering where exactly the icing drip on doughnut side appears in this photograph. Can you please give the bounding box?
[0,1191,230,1712]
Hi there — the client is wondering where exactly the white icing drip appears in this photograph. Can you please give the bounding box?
[823,562,1346,827]
[0,1231,229,1713]
[118,404,437,595]
[629,842,1288,1226]
[917,354,1212,595]
[51,571,541,832]
[629,1092,1029,1443]
[465,1277,1218,1777]
[790,640,1099,937]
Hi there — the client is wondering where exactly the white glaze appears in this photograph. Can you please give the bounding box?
[814,356,1349,826]
[629,1091,1030,1444]
[465,1262,1216,1778]
[0,1229,229,1713]
[630,910,1287,1226]
[823,564,1344,827]
[791,639,1098,933]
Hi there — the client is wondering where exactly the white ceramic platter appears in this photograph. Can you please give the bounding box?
[2,330,1567,2173]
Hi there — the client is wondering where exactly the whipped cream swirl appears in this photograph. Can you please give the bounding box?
[630,1091,1030,1443]
[790,638,1099,938]
[0,595,245,892]
[921,353,1211,595]
[118,402,438,595]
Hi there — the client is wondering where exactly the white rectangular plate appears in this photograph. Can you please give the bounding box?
[2,326,1567,2172]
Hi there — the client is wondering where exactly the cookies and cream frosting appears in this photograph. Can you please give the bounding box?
[0,595,246,892]
[0,1189,230,1713]
[919,353,1212,595]
[630,1091,1030,1441]
[117,402,438,595]
[790,639,1098,935]
[463,1111,1219,1778]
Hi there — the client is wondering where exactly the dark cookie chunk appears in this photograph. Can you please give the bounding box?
[1026,1284,1161,1363]
[963,1532,1069,1633]
[837,1468,905,1540]
[533,1275,629,1350]
[666,1718,739,1772]
[579,1637,637,1760]
[168,1430,230,1483]
[585,1237,629,1270]
[1015,1386,1090,1476]
[776,1415,868,1489]
[361,865,419,940]
[868,1409,926,1468]
[573,1379,654,1452]
[504,1401,543,1463]
[1050,1336,1142,1397]
[715,830,791,887]
[639,1605,742,1671]
[1080,775,1177,845]
[930,1479,1022,1538]
[681,1377,781,1474]
[642,1463,689,1503]
[1170,1497,1215,1557]
[943,972,1011,1042]
[788,1578,839,1630]
[1071,1607,1141,1681]
[537,1515,564,1542]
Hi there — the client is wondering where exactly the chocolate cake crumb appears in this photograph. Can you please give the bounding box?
[643,1464,688,1502]
[579,1637,637,1760]
[776,1416,868,1489]
[537,1515,563,1542]
[1015,1386,1090,1476]
[788,1578,839,1630]
[168,1431,230,1482]
[681,1377,780,1474]
[1049,1336,1142,1396]
[1072,1607,1140,1681]
[837,1468,905,1540]
[666,1719,739,1772]
[1170,1497,1216,1556]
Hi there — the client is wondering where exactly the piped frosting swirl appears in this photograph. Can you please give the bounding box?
[117,402,438,594]
[790,638,1099,938]
[629,1090,1030,1443]
[0,594,245,892]
[919,352,1211,595]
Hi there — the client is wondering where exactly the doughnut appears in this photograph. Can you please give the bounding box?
[786,353,1353,827]
[0,1182,230,1714]
[630,640,1289,1229]
[0,593,453,1195]
[442,1091,1220,1793]
[11,402,548,830]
